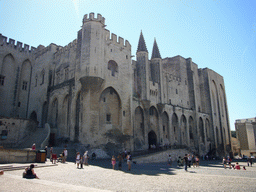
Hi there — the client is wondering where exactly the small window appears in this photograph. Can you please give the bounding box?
[123,111,125,116]
[163,126,165,132]
[35,76,38,87]
[18,102,21,107]
[22,81,28,90]
[176,89,178,94]
[149,108,154,115]
[41,70,45,85]
[65,68,69,80]
[1,130,8,140]
[56,72,60,84]
[126,55,128,59]
[0,76,5,86]
[106,114,111,122]
[103,97,106,102]
[174,126,176,133]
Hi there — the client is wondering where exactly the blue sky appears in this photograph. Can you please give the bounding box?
[1,0,255,130]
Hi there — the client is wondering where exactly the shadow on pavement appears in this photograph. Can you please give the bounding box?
[69,159,179,176]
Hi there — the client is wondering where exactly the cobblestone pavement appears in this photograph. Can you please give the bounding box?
[1,159,256,192]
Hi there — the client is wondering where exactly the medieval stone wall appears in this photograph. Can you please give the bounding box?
[0,13,231,156]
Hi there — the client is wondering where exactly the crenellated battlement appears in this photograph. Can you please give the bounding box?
[83,12,105,25]
[54,39,77,59]
[0,34,36,53]
[105,30,131,51]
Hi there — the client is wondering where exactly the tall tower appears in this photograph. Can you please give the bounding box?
[79,13,105,87]
[151,38,163,102]
[136,31,149,100]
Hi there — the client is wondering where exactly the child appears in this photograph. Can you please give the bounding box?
[80,156,83,169]
[76,152,80,168]
[111,155,116,170]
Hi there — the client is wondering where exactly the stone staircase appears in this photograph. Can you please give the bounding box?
[18,127,49,150]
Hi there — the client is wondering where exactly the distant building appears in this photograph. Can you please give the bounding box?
[235,117,256,156]
[0,13,231,156]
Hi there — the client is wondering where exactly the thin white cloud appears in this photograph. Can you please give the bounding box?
[73,0,80,19]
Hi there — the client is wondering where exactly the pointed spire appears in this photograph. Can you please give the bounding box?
[151,38,161,59]
[137,31,148,53]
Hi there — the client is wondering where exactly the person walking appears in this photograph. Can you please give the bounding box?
[188,154,191,168]
[191,155,196,168]
[83,151,89,166]
[227,156,232,169]
[126,152,132,171]
[183,154,188,171]
[75,152,80,168]
[223,157,227,169]
[50,147,53,163]
[195,156,200,167]
[117,153,123,170]
[63,148,68,163]
[168,155,172,166]
[111,155,116,170]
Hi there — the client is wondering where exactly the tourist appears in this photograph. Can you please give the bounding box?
[235,162,240,170]
[23,164,39,179]
[80,156,83,169]
[168,155,172,166]
[126,152,132,171]
[44,146,48,161]
[227,156,232,169]
[183,154,188,171]
[63,148,68,163]
[111,155,116,170]
[188,154,191,168]
[83,151,89,166]
[76,152,80,168]
[222,157,227,169]
[92,152,96,160]
[248,156,253,167]
[50,147,53,162]
[177,156,183,167]
[195,156,200,167]
[117,153,123,170]
[124,149,127,159]
[31,143,36,150]
[191,155,196,168]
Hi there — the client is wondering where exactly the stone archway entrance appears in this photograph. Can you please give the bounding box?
[148,131,157,149]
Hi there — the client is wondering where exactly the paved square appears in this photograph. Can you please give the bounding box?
[1,160,256,191]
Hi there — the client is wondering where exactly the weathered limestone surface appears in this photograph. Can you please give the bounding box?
[0,12,231,157]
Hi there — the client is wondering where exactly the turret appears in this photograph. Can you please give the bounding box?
[79,13,106,86]
[150,38,163,102]
[136,31,150,100]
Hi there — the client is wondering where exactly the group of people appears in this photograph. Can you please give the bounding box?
[49,147,68,164]
[176,154,200,171]
[111,151,132,171]
[75,151,89,168]
[223,155,254,170]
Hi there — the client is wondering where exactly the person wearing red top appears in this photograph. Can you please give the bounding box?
[235,162,240,170]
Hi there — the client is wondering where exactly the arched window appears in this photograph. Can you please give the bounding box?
[108,60,118,76]
[41,69,45,85]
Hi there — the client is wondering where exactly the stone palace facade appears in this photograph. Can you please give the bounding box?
[0,13,231,156]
